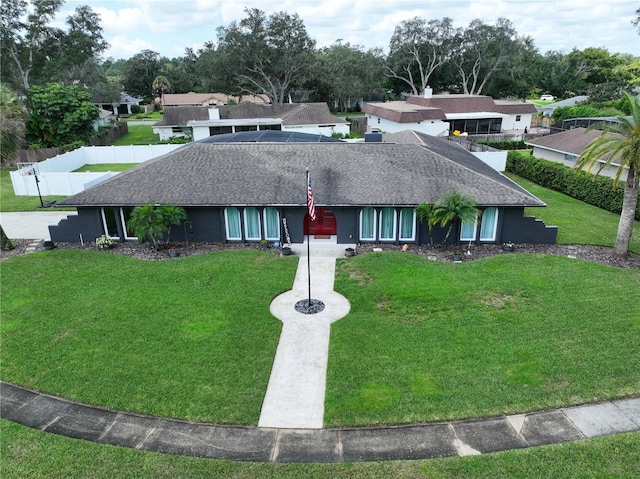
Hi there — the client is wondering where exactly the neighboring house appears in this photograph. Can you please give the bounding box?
[381,130,508,172]
[93,93,143,116]
[537,95,588,117]
[49,132,556,246]
[93,108,114,130]
[161,92,268,107]
[153,103,350,141]
[363,88,536,136]
[525,128,628,181]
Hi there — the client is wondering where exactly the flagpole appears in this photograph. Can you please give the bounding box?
[306,169,312,307]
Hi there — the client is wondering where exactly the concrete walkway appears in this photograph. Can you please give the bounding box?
[259,243,352,429]
[0,211,75,241]
[1,381,638,462]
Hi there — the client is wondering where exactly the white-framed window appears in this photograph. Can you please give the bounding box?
[120,207,137,240]
[479,207,498,241]
[379,207,397,241]
[360,207,376,241]
[515,115,521,121]
[101,207,120,240]
[244,207,261,240]
[263,207,280,240]
[224,207,242,240]
[399,208,416,241]
[460,215,477,241]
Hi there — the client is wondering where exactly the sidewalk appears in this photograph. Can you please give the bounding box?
[1,381,638,462]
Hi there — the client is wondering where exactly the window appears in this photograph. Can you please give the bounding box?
[399,208,416,241]
[379,207,397,241]
[235,125,258,132]
[225,207,242,240]
[101,208,120,239]
[360,207,376,241]
[264,208,280,240]
[479,207,498,241]
[120,207,137,240]
[244,207,261,240]
[460,215,477,241]
[515,115,521,121]
[209,126,232,136]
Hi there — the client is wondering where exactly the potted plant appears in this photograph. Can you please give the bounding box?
[168,247,178,258]
[281,246,292,256]
[452,252,463,262]
[502,241,514,252]
[260,239,268,250]
[95,234,113,250]
[345,247,355,257]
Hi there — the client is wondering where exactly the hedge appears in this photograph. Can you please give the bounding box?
[478,139,528,150]
[506,151,640,220]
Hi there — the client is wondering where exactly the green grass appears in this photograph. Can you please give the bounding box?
[124,111,164,121]
[507,173,640,254]
[0,169,74,212]
[1,249,298,424]
[2,420,638,478]
[112,125,160,145]
[71,163,137,173]
[2,250,639,427]
[327,252,640,426]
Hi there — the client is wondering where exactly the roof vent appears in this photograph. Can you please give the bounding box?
[365,132,383,143]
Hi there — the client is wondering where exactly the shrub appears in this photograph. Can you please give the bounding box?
[478,139,527,150]
[130,104,142,114]
[506,151,640,220]
[95,234,114,249]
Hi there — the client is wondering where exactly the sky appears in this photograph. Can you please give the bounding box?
[56,0,640,60]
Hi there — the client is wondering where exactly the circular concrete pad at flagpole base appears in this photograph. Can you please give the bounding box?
[270,290,350,324]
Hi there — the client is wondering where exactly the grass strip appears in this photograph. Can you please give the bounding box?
[2,420,638,479]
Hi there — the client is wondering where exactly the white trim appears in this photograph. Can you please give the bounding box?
[119,208,138,241]
[479,207,499,242]
[359,207,376,241]
[379,207,397,241]
[224,207,242,240]
[460,215,478,241]
[263,207,280,241]
[243,207,262,241]
[399,208,416,241]
[101,207,120,240]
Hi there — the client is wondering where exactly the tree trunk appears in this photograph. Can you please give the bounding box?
[1,225,15,251]
[614,167,639,257]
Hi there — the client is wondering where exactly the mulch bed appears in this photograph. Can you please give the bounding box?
[2,239,640,270]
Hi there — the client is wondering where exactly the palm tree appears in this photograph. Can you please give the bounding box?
[576,91,640,257]
[431,190,481,244]
[0,84,27,167]
[159,204,187,244]
[151,75,171,101]
[415,202,436,246]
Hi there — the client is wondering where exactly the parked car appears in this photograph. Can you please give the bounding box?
[540,94,555,101]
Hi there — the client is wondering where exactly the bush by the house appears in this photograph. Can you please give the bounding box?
[506,151,640,220]
[130,104,142,114]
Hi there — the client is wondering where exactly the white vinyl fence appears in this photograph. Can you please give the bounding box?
[10,145,181,196]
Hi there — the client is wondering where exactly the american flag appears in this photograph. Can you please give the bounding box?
[307,174,316,221]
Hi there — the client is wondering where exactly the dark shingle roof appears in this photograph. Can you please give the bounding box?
[525,128,606,155]
[193,130,343,143]
[153,107,208,126]
[58,142,545,208]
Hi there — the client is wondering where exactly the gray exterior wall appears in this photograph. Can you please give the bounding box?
[49,205,557,246]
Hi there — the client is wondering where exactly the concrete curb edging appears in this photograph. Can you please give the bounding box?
[2,382,638,463]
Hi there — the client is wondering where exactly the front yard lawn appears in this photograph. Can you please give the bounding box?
[111,125,160,145]
[2,249,638,426]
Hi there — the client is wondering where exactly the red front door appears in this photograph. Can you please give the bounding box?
[304,208,337,236]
